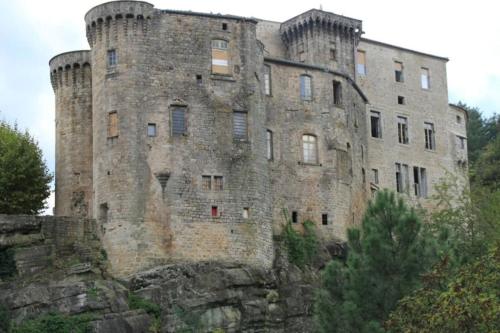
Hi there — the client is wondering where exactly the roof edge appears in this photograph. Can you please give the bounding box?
[361,37,449,62]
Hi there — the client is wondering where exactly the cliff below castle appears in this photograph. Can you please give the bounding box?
[0,215,329,332]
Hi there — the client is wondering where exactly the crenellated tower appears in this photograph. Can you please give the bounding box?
[280,9,363,75]
[50,51,93,218]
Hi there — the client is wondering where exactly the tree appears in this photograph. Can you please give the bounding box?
[0,120,52,214]
[386,247,500,333]
[473,134,500,190]
[314,190,436,332]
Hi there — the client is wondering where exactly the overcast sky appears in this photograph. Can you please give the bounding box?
[0,0,498,213]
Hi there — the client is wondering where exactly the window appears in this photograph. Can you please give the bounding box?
[196,74,202,85]
[211,206,219,217]
[357,50,366,75]
[333,81,342,105]
[413,167,427,198]
[397,116,409,144]
[107,111,118,138]
[372,169,379,184]
[456,115,462,124]
[171,107,186,136]
[107,49,117,67]
[266,130,273,160]
[243,207,249,219]
[421,67,430,89]
[424,122,435,150]
[222,23,228,30]
[395,163,410,193]
[398,96,405,105]
[370,111,382,138]
[213,176,223,191]
[322,214,328,225]
[202,175,211,190]
[147,123,156,137]
[302,134,318,164]
[456,135,466,150]
[330,48,337,61]
[300,75,312,101]
[292,211,298,223]
[264,65,271,96]
[211,39,230,75]
[395,61,404,82]
[233,111,248,140]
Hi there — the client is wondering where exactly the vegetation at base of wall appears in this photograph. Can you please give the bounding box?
[10,312,96,333]
[0,305,11,333]
[386,246,500,332]
[0,120,52,215]
[128,293,161,319]
[0,247,17,279]
[282,210,318,268]
[314,190,437,333]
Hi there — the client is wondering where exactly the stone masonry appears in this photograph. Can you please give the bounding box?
[49,1,468,277]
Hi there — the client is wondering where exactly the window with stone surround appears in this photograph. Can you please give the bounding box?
[171,107,186,136]
[357,50,366,75]
[202,175,211,190]
[300,75,312,101]
[302,134,318,164]
[397,116,409,144]
[233,111,248,140]
[264,65,271,96]
[322,214,328,225]
[147,123,156,137]
[292,211,298,223]
[211,39,230,75]
[370,111,382,138]
[372,168,379,184]
[107,111,118,138]
[395,61,404,82]
[333,80,342,106]
[424,122,435,150]
[214,176,223,191]
[421,67,430,89]
[107,49,117,68]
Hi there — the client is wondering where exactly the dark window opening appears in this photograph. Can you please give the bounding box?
[396,163,403,193]
[211,206,218,217]
[196,74,202,84]
[395,61,404,82]
[222,23,228,30]
[362,168,366,183]
[398,96,405,105]
[456,115,462,124]
[333,80,342,105]
[370,111,382,138]
[292,211,298,223]
[397,116,409,144]
[330,49,336,61]
[322,214,328,225]
[99,203,109,224]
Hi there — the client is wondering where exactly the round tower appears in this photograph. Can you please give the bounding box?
[50,50,93,217]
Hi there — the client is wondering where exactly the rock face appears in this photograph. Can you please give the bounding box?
[0,214,323,332]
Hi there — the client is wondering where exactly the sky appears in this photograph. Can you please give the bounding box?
[0,0,499,214]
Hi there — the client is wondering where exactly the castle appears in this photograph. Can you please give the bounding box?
[49,1,468,277]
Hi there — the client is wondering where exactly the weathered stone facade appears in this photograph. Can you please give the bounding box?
[50,1,467,277]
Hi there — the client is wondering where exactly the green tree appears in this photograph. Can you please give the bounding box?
[0,120,52,214]
[314,190,435,332]
[386,247,500,333]
[473,134,500,190]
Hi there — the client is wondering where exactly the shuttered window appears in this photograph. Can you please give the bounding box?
[212,39,230,75]
[107,111,118,138]
[171,107,186,136]
[233,111,247,140]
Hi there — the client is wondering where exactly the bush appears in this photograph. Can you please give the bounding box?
[11,312,95,333]
[0,247,17,279]
[128,293,161,319]
[282,212,318,268]
[0,305,11,332]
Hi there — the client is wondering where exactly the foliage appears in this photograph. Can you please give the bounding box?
[282,210,319,268]
[0,247,17,279]
[386,247,500,333]
[173,305,203,333]
[0,304,11,332]
[473,134,500,190]
[11,312,96,333]
[0,120,52,214]
[128,293,161,319]
[314,190,436,332]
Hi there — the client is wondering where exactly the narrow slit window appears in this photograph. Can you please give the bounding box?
[322,214,328,225]
[372,169,379,184]
[395,163,403,193]
[107,111,118,138]
[333,80,342,105]
[292,211,298,223]
[211,39,230,75]
[243,207,249,219]
[233,111,248,140]
[421,67,430,89]
[171,107,186,136]
[266,130,273,160]
[300,75,312,101]
[264,65,271,95]
[357,50,366,75]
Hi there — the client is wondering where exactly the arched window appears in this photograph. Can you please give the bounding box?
[302,134,318,164]
[211,39,230,75]
[300,75,312,101]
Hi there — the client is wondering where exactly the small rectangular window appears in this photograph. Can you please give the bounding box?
[264,65,271,96]
[357,50,366,75]
[322,214,328,225]
[424,122,435,150]
[395,61,404,82]
[291,211,298,223]
[202,175,211,190]
[222,23,228,30]
[421,67,430,89]
[333,81,342,106]
[397,116,409,144]
[171,107,186,136]
[147,123,156,137]
[243,207,249,219]
[370,111,382,138]
[398,96,405,105]
[233,111,248,140]
[372,169,379,184]
[300,75,312,101]
[266,130,273,160]
[213,176,223,191]
[211,206,219,217]
[413,167,427,198]
[107,111,118,138]
[107,49,117,67]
